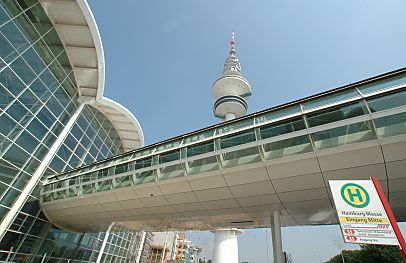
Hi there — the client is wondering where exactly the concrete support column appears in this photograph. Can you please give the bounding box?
[212,228,243,263]
[271,211,284,263]
[225,112,236,121]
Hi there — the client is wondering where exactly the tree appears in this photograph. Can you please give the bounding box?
[326,244,403,263]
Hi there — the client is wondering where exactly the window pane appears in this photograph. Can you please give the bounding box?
[260,117,305,139]
[358,74,406,95]
[0,84,15,110]
[219,130,256,149]
[1,20,30,53]
[0,32,18,64]
[3,144,29,167]
[220,146,261,168]
[263,135,312,159]
[159,150,180,163]
[307,101,368,127]
[302,89,359,111]
[311,121,376,150]
[22,47,46,74]
[255,105,301,124]
[187,156,219,175]
[374,112,406,138]
[186,141,214,157]
[216,118,254,135]
[0,67,25,95]
[367,89,406,112]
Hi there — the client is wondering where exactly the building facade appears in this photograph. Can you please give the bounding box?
[0,0,145,262]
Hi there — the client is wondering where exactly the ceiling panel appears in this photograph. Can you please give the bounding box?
[272,173,325,192]
[386,160,406,180]
[381,140,406,162]
[159,180,192,195]
[322,163,386,181]
[202,199,240,210]
[188,174,227,191]
[165,192,199,205]
[223,166,269,185]
[236,194,280,206]
[317,146,383,171]
[229,181,275,197]
[278,188,328,203]
[267,157,320,179]
[194,187,234,201]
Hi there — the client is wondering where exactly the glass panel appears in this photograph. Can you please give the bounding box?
[156,140,181,152]
[0,67,25,95]
[0,84,14,110]
[134,170,155,185]
[158,149,180,163]
[52,190,65,200]
[183,129,215,144]
[186,156,219,174]
[312,121,376,150]
[131,148,154,159]
[263,135,313,159]
[18,88,41,113]
[158,164,184,181]
[26,118,47,141]
[358,74,406,95]
[65,187,78,198]
[9,55,36,85]
[22,47,46,74]
[307,101,368,127]
[6,100,28,123]
[367,89,406,112]
[3,144,29,167]
[96,179,112,192]
[0,160,18,184]
[1,20,30,53]
[374,113,406,138]
[302,89,359,111]
[255,105,301,124]
[220,146,261,168]
[15,130,39,153]
[216,118,253,135]
[218,130,256,149]
[80,183,95,195]
[186,141,214,157]
[113,175,132,189]
[25,3,53,35]
[260,117,305,139]
[0,32,18,64]
[134,157,153,170]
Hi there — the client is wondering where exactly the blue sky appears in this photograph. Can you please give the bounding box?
[88,1,406,262]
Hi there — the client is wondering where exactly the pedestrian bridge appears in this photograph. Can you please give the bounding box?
[40,69,406,233]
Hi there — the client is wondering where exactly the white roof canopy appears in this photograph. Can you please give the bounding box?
[40,0,144,151]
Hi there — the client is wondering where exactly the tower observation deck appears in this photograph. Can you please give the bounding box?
[40,68,406,233]
[213,32,252,121]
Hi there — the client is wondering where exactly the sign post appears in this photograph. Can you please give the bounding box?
[371,177,406,262]
[329,178,406,262]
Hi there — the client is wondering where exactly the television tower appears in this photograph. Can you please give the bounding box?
[212,32,252,121]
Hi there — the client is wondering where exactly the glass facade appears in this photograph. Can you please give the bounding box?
[0,1,141,262]
[42,70,406,202]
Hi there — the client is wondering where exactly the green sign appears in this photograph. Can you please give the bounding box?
[340,183,370,208]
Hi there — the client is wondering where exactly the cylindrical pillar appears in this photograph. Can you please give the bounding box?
[272,211,284,263]
[212,228,243,263]
[225,112,236,121]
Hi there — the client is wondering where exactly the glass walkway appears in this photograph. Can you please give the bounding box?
[40,68,406,232]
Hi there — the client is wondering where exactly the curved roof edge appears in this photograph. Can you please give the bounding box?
[39,0,105,100]
[40,0,144,152]
[93,98,145,151]
[75,0,105,99]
